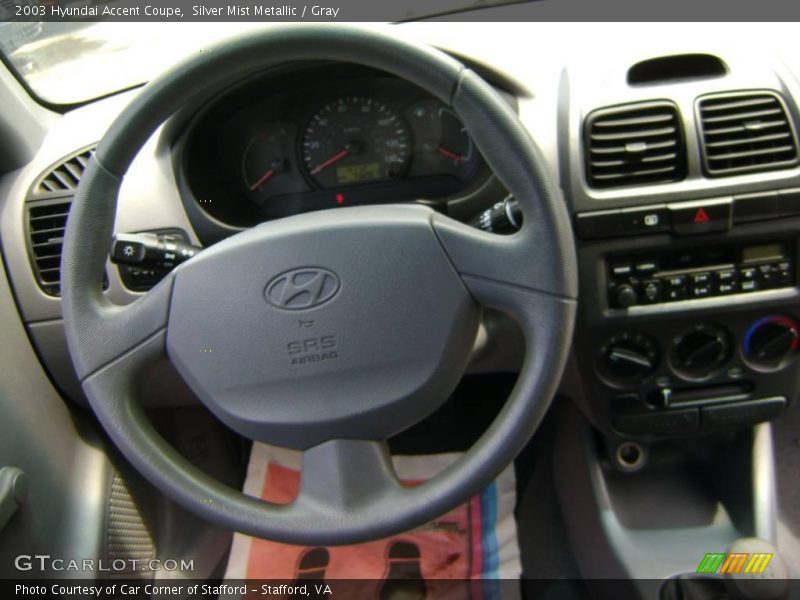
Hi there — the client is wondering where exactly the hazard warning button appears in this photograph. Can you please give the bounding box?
[668,198,732,235]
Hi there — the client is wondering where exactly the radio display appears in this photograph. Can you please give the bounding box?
[742,244,785,263]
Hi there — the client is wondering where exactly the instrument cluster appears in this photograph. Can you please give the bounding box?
[180,65,491,227]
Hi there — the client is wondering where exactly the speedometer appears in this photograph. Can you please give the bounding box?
[301,97,411,188]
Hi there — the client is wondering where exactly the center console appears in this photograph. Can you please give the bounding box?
[553,49,800,590]
[576,216,800,440]
[560,52,800,443]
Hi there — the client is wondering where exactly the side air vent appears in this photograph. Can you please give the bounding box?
[26,146,96,296]
[32,148,94,196]
[584,101,686,189]
[27,199,71,296]
[697,91,799,177]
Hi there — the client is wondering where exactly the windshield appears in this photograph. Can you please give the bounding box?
[0,1,529,105]
[3,19,800,106]
[0,22,287,104]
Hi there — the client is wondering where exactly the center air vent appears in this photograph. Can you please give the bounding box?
[697,91,799,177]
[584,101,686,189]
[26,146,96,296]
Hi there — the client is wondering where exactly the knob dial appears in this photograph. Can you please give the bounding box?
[597,331,658,387]
[744,315,800,368]
[670,324,730,380]
[615,284,638,309]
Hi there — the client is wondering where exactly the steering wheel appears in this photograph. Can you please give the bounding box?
[61,25,577,545]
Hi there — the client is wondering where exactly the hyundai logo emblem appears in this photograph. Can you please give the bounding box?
[264,267,341,310]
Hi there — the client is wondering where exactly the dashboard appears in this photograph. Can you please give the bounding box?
[178,64,496,231]
[1,23,800,435]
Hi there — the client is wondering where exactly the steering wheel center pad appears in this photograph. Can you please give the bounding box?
[167,205,480,449]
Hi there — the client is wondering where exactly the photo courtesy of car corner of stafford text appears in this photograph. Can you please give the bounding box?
[1,2,800,600]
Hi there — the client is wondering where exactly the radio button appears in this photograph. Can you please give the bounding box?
[715,269,738,294]
[776,262,792,285]
[691,285,713,299]
[666,275,686,288]
[739,267,757,280]
[741,279,759,292]
[635,260,658,275]
[691,272,712,286]
[641,280,661,304]
[716,269,737,283]
[758,264,775,287]
[665,275,687,301]
[666,288,686,301]
[611,261,633,278]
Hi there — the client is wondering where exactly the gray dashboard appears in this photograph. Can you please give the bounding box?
[0,23,799,416]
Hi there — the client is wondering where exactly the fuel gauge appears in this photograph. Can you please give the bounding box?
[432,108,473,167]
[406,99,479,180]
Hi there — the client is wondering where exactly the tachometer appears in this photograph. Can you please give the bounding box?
[301,97,411,188]
[242,130,289,194]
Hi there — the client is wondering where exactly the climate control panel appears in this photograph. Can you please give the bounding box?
[588,314,800,439]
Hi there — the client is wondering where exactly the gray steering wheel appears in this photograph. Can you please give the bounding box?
[61,25,577,545]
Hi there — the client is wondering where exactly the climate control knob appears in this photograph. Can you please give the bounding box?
[597,331,659,387]
[670,323,731,380]
[744,315,800,367]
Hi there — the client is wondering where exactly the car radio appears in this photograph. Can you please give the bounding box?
[607,240,795,308]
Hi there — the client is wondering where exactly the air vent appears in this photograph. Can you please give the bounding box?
[26,146,97,296]
[27,199,71,296]
[697,91,799,177]
[33,148,94,196]
[584,101,686,189]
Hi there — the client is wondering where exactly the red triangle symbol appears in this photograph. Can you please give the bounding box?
[693,208,710,224]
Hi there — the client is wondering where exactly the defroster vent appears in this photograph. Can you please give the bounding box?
[697,91,799,177]
[33,148,93,196]
[584,101,686,189]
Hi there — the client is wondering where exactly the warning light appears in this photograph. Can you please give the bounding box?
[693,208,710,224]
[335,193,345,205]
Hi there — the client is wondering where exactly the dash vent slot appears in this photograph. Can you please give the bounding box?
[26,146,97,296]
[584,101,686,189]
[27,199,71,296]
[697,91,799,177]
